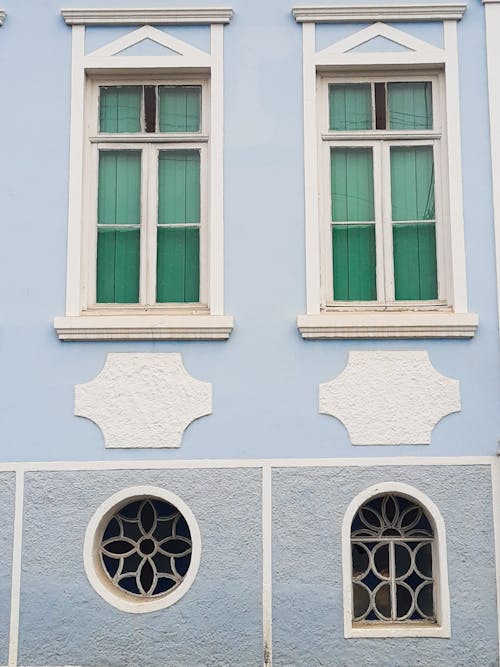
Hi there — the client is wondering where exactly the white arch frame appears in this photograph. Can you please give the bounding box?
[84,485,202,613]
[342,482,450,638]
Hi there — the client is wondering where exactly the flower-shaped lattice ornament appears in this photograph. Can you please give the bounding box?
[100,497,192,598]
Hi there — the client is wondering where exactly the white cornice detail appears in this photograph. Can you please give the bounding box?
[0,11,6,25]
[297,312,478,339]
[292,4,466,23]
[54,314,234,340]
[61,7,234,25]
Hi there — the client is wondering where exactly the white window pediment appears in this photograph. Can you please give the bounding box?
[293,4,478,339]
[55,9,234,341]
[85,24,212,67]
[316,22,445,64]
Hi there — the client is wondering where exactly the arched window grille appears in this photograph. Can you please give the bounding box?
[351,493,436,624]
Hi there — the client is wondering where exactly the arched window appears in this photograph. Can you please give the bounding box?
[351,493,435,624]
[342,483,450,638]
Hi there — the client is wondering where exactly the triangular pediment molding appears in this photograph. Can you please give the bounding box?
[347,35,413,53]
[87,25,209,59]
[318,22,443,57]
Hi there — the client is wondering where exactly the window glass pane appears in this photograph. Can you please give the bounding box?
[388,82,433,130]
[156,228,200,302]
[97,151,141,303]
[157,150,200,302]
[159,86,201,132]
[332,224,377,300]
[158,150,200,224]
[331,148,374,221]
[329,83,372,131]
[99,86,142,133]
[97,229,140,303]
[393,223,438,300]
[391,146,435,221]
[98,151,141,225]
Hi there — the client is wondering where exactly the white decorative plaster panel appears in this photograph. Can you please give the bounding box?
[75,353,212,448]
[319,351,460,445]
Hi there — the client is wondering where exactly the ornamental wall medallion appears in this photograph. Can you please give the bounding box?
[75,353,212,448]
[319,351,460,445]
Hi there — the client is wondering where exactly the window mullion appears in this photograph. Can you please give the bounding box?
[373,142,386,304]
[389,540,397,621]
[381,142,395,303]
[144,145,158,305]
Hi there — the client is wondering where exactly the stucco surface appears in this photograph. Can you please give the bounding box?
[0,473,15,664]
[75,353,212,449]
[0,1,498,463]
[272,465,497,666]
[319,351,461,445]
[18,469,262,666]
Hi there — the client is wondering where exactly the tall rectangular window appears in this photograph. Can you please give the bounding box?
[92,81,206,307]
[322,76,443,307]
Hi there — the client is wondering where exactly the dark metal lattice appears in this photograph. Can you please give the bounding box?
[351,494,435,623]
[99,497,192,597]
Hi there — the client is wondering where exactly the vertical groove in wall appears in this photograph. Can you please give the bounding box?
[490,460,500,661]
[262,465,272,667]
[8,470,24,667]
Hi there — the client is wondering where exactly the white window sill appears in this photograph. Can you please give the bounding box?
[297,311,478,339]
[54,314,234,341]
[346,624,450,639]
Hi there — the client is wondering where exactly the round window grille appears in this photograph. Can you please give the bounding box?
[99,497,193,598]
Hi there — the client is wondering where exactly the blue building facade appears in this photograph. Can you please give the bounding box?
[1,0,500,664]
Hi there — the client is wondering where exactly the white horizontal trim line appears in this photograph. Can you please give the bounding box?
[61,7,234,25]
[0,456,493,473]
[297,312,478,339]
[53,314,234,340]
[292,3,466,22]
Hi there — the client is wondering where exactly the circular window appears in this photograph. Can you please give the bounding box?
[84,487,201,613]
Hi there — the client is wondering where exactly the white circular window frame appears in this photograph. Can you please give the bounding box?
[84,485,201,614]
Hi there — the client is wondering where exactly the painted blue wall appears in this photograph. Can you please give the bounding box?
[273,465,498,665]
[0,0,498,461]
[0,473,15,665]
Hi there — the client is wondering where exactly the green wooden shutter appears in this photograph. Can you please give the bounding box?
[96,151,141,303]
[388,82,433,130]
[329,83,372,131]
[391,145,437,300]
[157,150,200,302]
[99,86,142,133]
[331,147,377,300]
[159,86,201,132]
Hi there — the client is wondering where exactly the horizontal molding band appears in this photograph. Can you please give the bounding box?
[54,314,234,340]
[0,456,493,472]
[297,312,478,339]
[61,7,234,25]
[292,3,467,22]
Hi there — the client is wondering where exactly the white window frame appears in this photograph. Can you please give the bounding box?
[55,9,234,340]
[342,482,451,639]
[319,72,446,310]
[83,486,202,613]
[84,76,210,311]
[293,6,478,338]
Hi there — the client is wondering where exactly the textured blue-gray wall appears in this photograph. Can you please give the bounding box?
[0,472,15,665]
[272,465,498,666]
[18,469,262,667]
